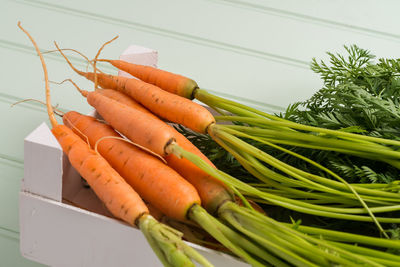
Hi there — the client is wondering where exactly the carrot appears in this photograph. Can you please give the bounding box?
[63,111,201,222]
[54,126,149,223]
[19,22,215,267]
[165,148,233,215]
[95,88,150,114]
[96,59,198,99]
[86,89,176,156]
[120,78,215,134]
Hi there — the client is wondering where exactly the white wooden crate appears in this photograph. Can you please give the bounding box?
[19,46,249,267]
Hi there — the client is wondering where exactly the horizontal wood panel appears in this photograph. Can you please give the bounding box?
[230,0,400,38]
[0,100,51,164]
[15,0,400,62]
[0,228,44,267]
[6,0,400,110]
[0,166,23,232]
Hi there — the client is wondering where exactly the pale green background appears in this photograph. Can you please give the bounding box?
[2,0,400,266]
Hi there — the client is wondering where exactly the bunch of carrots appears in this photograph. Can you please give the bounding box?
[19,23,400,267]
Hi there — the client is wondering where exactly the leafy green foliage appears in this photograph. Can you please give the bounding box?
[283,45,400,184]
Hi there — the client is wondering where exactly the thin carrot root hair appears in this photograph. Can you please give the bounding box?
[43,47,99,73]
[93,35,119,90]
[93,135,167,164]
[12,100,91,148]
[62,114,91,148]
[60,78,88,97]
[10,98,65,116]
[17,22,57,127]
[53,42,106,81]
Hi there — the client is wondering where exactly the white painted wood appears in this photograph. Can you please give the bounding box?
[19,191,161,267]
[19,192,248,267]
[22,123,62,202]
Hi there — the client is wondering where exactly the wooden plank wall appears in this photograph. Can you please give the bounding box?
[2,0,400,265]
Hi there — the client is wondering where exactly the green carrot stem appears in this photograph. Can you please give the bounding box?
[222,125,400,168]
[249,134,390,163]
[196,89,400,149]
[215,127,396,233]
[242,156,398,206]
[212,128,388,236]
[228,202,383,266]
[151,230,196,267]
[251,195,348,205]
[168,143,400,222]
[220,210,321,267]
[285,223,400,249]
[213,218,286,266]
[361,256,400,267]
[215,125,400,199]
[155,224,215,267]
[221,124,393,155]
[138,215,174,267]
[214,113,400,149]
[214,134,398,206]
[327,240,400,263]
[195,89,267,120]
[230,185,254,211]
[211,127,338,193]
[188,204,266,267]
[220,204,331,266]
[249,182,397,189]
[236,144,398,204]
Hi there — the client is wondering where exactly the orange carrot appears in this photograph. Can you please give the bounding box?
[120,78,215,134]
[96,88,149,114]
[54,126,149,224]
[97,59,198,99]
[63,111,201,222]
[85,89,176,156]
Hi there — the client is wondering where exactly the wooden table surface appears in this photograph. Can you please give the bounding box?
[2,0,400,265]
